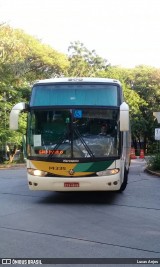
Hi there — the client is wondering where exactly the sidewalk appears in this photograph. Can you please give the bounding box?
[0,163,26,169]
[131,158,160,178]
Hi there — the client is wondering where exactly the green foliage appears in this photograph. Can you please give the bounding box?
[128,66,160,150]
[66,41,109,76]
[0,24,69,151]
[147,153,160,171]
[131,65,160,110]
[98,65,160,151]
[98,66,148,116]
[0,24,69,83]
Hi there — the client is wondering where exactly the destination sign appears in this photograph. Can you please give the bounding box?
[38,150,65,155]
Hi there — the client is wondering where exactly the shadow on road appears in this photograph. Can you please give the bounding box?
[37,191,120,205]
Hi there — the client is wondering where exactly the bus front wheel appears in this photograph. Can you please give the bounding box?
[119,168,128,192]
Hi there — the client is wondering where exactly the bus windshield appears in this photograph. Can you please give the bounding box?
[27,108,120,159]
[30,83,119,106]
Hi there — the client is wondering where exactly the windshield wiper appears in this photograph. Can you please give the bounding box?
[73,126,95,158]
[47,119,95,158]
[47,132,69,159]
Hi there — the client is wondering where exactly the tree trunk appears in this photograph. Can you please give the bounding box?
[9,146,17,163]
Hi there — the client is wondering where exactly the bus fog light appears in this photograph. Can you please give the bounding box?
[27,168,48,177]
[97,168,119,176]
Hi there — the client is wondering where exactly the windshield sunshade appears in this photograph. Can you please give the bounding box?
[30,84,118,106]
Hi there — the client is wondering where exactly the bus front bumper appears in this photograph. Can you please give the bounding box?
[27,174,121,191]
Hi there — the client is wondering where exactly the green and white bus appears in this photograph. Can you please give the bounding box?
[10,78,130,192]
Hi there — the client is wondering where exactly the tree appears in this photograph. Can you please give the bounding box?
[0,24,69,83]
[0,24,69,157]
[67,41,109,76]
[98,66,151,151]
[129,65,160,151]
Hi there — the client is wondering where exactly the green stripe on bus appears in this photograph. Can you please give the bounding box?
[74,161,114,172]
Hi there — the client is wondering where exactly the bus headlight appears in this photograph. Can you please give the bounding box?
[27,168,48,177]
[96,168,119,176]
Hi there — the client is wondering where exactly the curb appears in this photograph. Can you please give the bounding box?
[145,168,160,177]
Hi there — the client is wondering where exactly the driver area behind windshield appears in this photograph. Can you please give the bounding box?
[27,109,119,159]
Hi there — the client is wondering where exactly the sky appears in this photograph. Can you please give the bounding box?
[0,0,160,68]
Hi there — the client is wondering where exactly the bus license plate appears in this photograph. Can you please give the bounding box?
[64,182,79,187]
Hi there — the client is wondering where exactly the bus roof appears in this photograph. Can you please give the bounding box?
[34,77,121,86]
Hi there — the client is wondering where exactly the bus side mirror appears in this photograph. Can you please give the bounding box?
[10,102,28,130]
[120,102,129,131]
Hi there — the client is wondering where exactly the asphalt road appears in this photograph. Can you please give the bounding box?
[0,159,160,266]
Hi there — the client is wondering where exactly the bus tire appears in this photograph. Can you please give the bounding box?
[119,168,128,192]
